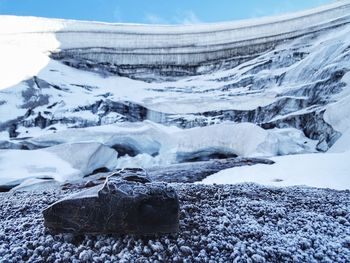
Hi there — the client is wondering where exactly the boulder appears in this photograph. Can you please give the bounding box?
[43,168,180,235]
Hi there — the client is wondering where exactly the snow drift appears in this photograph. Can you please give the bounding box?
[0,142,118,186]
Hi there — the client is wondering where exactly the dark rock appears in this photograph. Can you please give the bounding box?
[111,143,139,157]
[43,169,179,235]
[110,168,152,184]
[84,181,98,188]
[34,112,50,129]
[85,167,110,177]
[8,124,19,138]
[176,148,238,163]
[147,157,275,183]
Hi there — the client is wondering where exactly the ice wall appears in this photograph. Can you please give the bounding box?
[2,1,350,68]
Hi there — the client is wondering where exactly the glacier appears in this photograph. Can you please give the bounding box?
[0,1,350,190]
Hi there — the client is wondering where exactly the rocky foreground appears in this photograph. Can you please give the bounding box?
[0,183,349,263]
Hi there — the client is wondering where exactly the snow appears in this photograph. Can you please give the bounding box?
[9,178,60,192]
[28,121,170,156]
[0,20,61,89]
[28,121,316,157]
[0,142,118,185]
[45,142,118,175]
[201,150,350,190]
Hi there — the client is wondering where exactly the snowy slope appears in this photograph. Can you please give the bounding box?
[1,1,350,190]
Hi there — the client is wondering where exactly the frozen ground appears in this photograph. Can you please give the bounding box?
[0,184,349,262]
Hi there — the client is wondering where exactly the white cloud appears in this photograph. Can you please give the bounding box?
[145,14,168,24]
[144,10,201,25]
[175,10,201,24]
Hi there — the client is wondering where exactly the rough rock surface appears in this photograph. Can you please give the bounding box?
[1,184,349,262]
[43,170,180,235]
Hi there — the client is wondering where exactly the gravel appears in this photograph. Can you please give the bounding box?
[0,183,349,262]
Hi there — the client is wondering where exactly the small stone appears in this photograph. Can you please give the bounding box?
[63,251,71,259]
[79,250,93,261]
[180,246,193,256]
[149,241,164,252]
[143,246,152,256]
[12,247,25,258]
[252,254,266,263]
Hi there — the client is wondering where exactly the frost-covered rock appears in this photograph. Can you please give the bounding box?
[43,169,180,235]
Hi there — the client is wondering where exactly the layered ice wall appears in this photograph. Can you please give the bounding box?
[53,0,350,68]
[2,1,350,74]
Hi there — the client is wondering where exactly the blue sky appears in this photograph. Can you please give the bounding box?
[0,0,335,24]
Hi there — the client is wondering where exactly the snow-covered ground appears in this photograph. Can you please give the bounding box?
[1,184,349,262]
[201,151,350,190]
